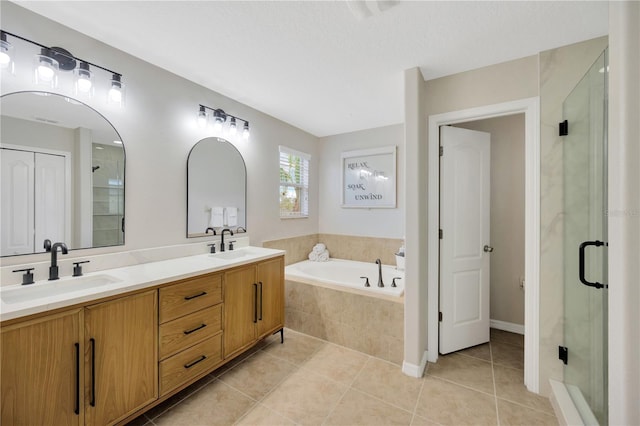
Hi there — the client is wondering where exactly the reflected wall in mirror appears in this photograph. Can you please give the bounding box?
[187,137,246,237]
[0,91,125,257]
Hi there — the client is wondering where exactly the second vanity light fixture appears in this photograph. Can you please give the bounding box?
[198,104,250,140]
[1,30,126,106]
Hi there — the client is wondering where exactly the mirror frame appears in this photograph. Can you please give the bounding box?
[186,137,247,238]
[0,90,126,257]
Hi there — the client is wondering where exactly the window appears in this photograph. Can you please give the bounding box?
[279,146,310,218]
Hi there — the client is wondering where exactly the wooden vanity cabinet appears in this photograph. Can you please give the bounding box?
[1,309,83,426]
[224,256,284,358]
[158,273,223,396]
[84,290,157,426]
[0,289,157,426]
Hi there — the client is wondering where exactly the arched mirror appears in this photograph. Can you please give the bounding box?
[187,137,246,237]
[0,91,125,257]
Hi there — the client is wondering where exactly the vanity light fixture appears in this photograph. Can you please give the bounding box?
[0,30,125,105]
[197,104,250,140]
[0,31,15,73]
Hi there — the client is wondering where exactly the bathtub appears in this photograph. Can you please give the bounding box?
[285,258,404,297]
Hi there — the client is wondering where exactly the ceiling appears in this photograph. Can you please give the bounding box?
[13,1,608,137]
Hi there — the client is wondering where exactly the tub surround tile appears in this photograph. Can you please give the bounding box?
[285,280,404,364]
[426,353,494,394]
[352,357,424,412]
[497,399,558,426]
[325,388,414,425]
[262,234,319,266]
[416,376,497,425]
[318,233,403,265]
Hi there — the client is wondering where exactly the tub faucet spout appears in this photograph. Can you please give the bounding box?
[375,259,384,287]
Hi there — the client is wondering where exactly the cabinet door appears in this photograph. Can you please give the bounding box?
[1,309,82,426]
[257,257,285,338]
[84,290,157,425]
[223,265,257,358]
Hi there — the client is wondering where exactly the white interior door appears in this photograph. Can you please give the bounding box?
[0,149,35,256]
[439,126,491,354]
[34,152,67,247]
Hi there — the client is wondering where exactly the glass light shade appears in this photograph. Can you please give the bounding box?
[228,117,237,135]
[34,54,59,88]
[197,107,207,128]
[242,122,250,140]
[108,74,125,107]
[74,63,94,96]
[0,39,14,73]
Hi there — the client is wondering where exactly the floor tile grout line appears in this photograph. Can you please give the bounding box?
[490,341,501,426]
[424,373,497,399]
[145,374,217,421]
[495,396,557,417]
[409,373,427,425]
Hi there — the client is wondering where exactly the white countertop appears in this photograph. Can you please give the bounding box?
[0,246,284,323]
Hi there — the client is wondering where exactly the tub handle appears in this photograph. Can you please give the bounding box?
[391,277,402,288]
[360,276,370,287]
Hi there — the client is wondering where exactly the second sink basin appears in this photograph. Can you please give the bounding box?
[1,274,122,305]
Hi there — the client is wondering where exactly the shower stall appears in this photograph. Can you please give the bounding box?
[561,48,608,424]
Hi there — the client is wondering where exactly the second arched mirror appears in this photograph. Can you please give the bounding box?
[187,137,246,237]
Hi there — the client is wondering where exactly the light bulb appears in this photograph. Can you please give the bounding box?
[0,32,13,71]
[34,49,59,87]
[75,62,93,94]
[229,117,237,135]
[242,121,250,140]
[197,106,207,128]
[213,109,226,132]
[108,74,125,106]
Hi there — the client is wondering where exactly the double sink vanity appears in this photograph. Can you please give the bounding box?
[0,245,285,426]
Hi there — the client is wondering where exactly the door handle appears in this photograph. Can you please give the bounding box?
[483,245,494,253]
[258,281,263,321]
[579,240,608,289]
[74,343,80,415]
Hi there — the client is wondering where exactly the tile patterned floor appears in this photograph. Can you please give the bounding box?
[128,328,557,426]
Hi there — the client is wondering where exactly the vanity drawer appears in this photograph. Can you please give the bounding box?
[159,274,222,323]
[159,333,222,396]
[159,304,222,360]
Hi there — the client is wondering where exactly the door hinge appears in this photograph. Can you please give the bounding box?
[438,312,443,322]
[559,120,568,136]
[439,146,444,156]
[439,229,443,239]
[559,346,568,365]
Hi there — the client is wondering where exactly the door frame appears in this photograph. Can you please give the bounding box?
[427,97,540,393]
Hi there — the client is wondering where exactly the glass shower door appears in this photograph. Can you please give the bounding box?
[562,49,608,425]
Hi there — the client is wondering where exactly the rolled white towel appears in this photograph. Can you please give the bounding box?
[308,251,319,261]
[313,243,326,254]
[317,250,329,262]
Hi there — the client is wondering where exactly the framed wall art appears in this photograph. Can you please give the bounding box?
[341,146,396,208]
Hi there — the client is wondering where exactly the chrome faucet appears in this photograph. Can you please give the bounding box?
[375,258,384,287]
[220,228,234,252]
[48,242,68,280]
[205,227,217,235]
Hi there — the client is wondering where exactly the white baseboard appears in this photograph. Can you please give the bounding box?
[402,351,428,378]
[490,319,525,335]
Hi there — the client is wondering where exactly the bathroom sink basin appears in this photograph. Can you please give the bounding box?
[210,247,263,261]
[1,274,122,305]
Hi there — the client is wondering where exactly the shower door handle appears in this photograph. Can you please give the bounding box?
[579,240,608,289]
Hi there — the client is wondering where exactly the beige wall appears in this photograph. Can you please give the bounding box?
[457,114,526,327]
[538,36,608,395]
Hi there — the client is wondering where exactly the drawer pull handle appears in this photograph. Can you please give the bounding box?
[184,355,207,369]
[184,291,207,300]
[183,323,207,335]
